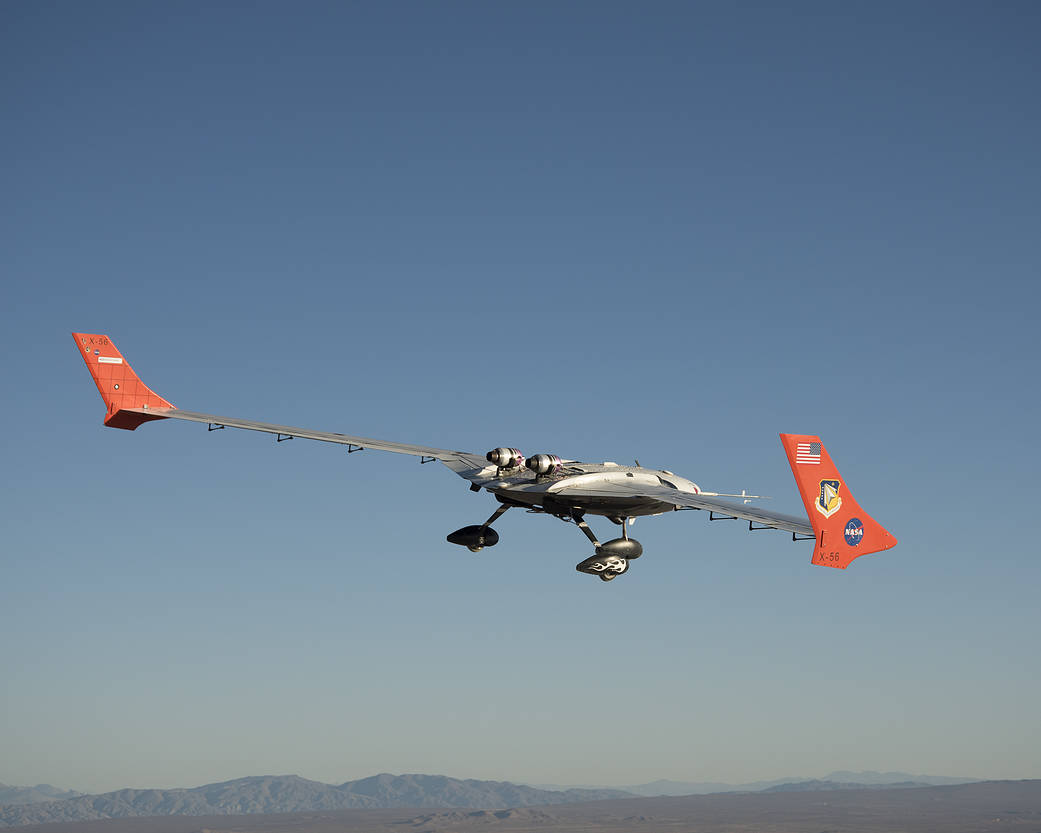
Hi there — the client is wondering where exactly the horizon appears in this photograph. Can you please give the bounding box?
[3,1,1039,796]
[0,767,992,797]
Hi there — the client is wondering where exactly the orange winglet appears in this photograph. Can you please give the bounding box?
[72,333,174,430]
[780,433,897,569]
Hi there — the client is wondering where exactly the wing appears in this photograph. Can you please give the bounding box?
[137,408,468,461]
[72,332,489,479]
[552,480,814,537]
[662,491,813,535]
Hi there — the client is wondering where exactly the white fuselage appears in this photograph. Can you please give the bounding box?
[477,461,701,519]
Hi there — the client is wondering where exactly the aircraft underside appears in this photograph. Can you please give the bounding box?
[446,489,670,582]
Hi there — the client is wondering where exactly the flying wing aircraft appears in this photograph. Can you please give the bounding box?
[72,333,897,581]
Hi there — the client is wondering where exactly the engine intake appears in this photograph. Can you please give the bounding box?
[486,447,524,469]
[526,453,562,476]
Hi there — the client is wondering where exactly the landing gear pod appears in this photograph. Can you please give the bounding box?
[447,525,499,552]
[598,537,643,559]
[576,552,630,581]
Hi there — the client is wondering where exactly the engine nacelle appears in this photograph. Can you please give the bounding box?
[486,447,524,469]
[526,453,562,476]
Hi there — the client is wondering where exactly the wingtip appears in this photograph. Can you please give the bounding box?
[73,333,175,428]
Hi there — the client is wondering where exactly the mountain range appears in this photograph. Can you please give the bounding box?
[0,770,983,828]
[0,774,631,828]
[0,780,1033,833]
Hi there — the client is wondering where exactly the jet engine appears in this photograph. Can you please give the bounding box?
[526,453,562,476]
[486,447,524,469]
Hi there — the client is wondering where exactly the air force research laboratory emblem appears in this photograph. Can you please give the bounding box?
[816,479,842,518]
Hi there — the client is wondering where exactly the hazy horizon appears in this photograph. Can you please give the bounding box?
[0,768,989,798]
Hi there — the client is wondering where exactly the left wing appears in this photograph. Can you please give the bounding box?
[72,332,488,476]
[551,480,814,536]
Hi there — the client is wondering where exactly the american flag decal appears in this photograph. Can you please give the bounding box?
[796,441,821,464]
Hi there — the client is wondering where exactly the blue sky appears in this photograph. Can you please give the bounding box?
[2,2,1039,793]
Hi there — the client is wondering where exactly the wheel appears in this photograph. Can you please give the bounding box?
[467,545,483,552]
[599,572,617,582]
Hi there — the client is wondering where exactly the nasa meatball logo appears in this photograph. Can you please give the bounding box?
[844,517,864,546]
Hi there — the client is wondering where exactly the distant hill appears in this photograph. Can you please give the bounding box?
[0,774,634,828]
[762,779,931,792]
[822,769,977,786]
[618,778,737,796]
[0,786,81,807]
[534,770,980,796]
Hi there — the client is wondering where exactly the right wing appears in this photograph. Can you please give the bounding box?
[72,332,490,479]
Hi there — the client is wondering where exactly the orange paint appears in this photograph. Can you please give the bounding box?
[780,433,897,568]
[71,332,174,430]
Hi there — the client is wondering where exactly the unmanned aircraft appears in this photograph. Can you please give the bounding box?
[73,333,897,581]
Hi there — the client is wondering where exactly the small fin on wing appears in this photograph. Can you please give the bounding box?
[780,433,897,569]
[72,333,174,430]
